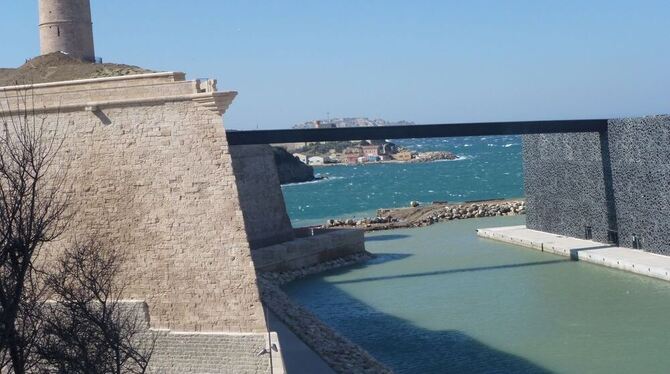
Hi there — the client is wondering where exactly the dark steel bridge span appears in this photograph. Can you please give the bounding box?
[225,119,607,145]
[226,117,619,244]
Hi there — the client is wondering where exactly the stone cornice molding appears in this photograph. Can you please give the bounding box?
[0,72,186,91]
[0,91,238,117]
[192,92,237,116]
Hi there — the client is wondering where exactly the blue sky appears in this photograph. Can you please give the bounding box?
[2,1,669,129]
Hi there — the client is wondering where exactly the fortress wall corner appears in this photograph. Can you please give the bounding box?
[230,145,295,249]
[0,74,269,333]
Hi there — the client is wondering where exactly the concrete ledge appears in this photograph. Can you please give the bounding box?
[0,71,235,116]
[0,71,186,91]
[252,228,365,272]
[477,225,670,282]
[42,300,286,373]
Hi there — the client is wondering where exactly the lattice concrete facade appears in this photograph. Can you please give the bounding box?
[0,73,276,335]
[523,116,670,254]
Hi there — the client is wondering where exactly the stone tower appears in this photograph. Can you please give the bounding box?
[39,0,95,61]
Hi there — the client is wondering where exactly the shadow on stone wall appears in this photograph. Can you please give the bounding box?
[229,145,295,249]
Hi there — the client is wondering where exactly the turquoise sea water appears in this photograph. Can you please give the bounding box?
[282,135,524,226]
[285,217,670,374]
[280,138,670,373]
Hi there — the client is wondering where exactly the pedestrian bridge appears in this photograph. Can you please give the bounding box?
[226,119,607,145]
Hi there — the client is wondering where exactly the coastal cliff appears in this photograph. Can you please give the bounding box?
[272,146,315,185]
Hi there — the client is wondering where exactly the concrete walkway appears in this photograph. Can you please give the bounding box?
[477,225,670,282]
[268,311,336,374]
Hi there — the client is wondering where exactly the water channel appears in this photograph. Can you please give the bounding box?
[284,216,670,373]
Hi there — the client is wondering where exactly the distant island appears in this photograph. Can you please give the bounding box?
[292,117,416,129]
[271,117,458,183]
[273,142,458,185]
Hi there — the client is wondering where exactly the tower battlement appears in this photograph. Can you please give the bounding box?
[39,0,95,61]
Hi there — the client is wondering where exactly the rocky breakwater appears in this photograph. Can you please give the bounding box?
[324,199,526,231]
[410,151,458,162]
[259,254,394,374]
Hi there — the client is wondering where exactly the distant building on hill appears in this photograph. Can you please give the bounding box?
[361,144,383,157]
[292,153,308,164]
[308,156,325,165]
[381,142,398,155]
[314,120,336,129]
[361,141,398,158]
[394,150,413,161]
[292,117,416,129]
[343,147,363,165]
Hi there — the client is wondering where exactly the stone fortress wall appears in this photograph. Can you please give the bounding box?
[0,72,301,372]
[39,0,96,61]
[0,69,378,373]
[0,73,279,333]
[229,145,296,249]
[1,2,367,372]
[523,116,670,254]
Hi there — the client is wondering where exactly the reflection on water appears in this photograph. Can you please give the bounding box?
[285,216,670,373]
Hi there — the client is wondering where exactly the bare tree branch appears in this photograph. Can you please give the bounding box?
[38,240,154,374]
[0,86,69,374]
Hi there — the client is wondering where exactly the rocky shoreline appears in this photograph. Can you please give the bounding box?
[323,199,526,231]
[272,146,316,184]
[259,253,394,374]
[304,150,460,167]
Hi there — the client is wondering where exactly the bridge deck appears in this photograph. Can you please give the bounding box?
[225,119,608,145]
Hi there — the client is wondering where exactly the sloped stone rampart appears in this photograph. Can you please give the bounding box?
[0,73,267,333]
[230,145,295,249]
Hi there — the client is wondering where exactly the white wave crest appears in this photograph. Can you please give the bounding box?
[281,176,344,187]
[434,155,470,162]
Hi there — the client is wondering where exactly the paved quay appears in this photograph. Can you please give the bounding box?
[477,225,670,282]
[267,311,335,374]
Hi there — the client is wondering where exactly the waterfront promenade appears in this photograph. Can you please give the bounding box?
[267,312,334,374]
[478,225,670,282]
